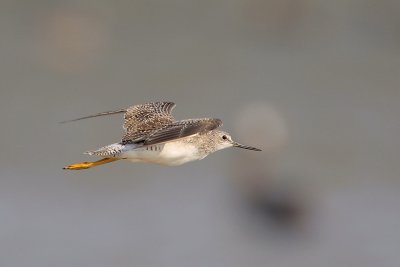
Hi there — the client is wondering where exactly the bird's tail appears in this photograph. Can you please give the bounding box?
[63,158,120,170]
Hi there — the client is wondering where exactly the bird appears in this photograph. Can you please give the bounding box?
[62,101,261,170]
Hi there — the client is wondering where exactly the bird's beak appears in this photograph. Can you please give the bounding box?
[232,142,262,151]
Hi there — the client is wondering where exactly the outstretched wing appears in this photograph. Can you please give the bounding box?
[61,101,222,147]
[122,102,177,142]
[124,118,222,145]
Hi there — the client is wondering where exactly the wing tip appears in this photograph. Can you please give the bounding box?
[60,109,126,124]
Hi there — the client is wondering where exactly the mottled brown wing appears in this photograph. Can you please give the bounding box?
[128,118,222,146]
[122,102,176,142]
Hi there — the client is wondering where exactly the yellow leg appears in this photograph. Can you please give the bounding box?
[63,158,120,170]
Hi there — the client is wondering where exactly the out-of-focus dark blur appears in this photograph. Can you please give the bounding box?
[1,0,399,266]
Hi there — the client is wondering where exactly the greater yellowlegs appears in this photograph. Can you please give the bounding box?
[63,102,261,170]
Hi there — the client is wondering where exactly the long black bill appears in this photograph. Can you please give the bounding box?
[233,142,262,151]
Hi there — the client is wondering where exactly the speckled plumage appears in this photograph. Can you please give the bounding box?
[122,102,176,143]
[64,101,261,169]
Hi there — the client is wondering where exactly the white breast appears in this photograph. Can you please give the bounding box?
[120,141,204,166]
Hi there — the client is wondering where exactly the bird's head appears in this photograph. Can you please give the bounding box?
[211,130,262,152]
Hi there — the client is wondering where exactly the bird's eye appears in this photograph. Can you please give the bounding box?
[222,135,227,140]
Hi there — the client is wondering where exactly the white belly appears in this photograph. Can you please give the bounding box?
[119,141,204,166]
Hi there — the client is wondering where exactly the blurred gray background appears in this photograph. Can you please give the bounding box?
[1,0,400,266]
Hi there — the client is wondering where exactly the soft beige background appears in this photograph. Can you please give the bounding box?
[1,0,399,266]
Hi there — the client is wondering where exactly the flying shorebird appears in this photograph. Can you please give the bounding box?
[63,102,261,170]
